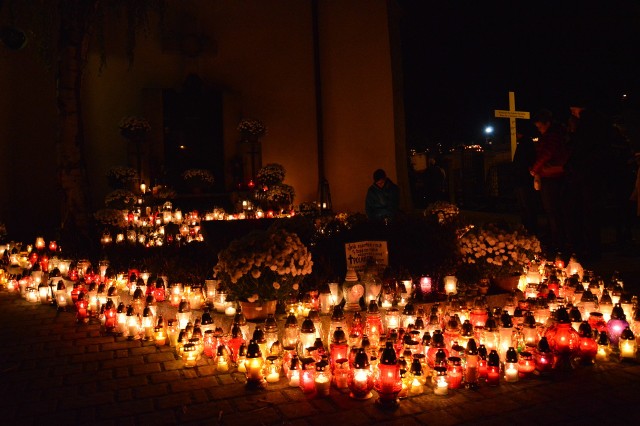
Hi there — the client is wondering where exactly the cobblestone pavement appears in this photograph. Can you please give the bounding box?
[1,291,639,426]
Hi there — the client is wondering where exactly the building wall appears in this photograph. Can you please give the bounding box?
[319,0,399,213]
[0,43,59,239]
[0,0,401,239]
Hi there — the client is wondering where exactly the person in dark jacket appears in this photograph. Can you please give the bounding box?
[530,109,570,254]
[564,100,616,261]
[512,131,539,235]
[365,169,400,221]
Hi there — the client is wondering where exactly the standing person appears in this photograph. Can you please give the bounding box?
[564,99,613,261]
[365,169,400,221]
[423,154,447,205]
[530,109,570,255]
[512,131,539,235]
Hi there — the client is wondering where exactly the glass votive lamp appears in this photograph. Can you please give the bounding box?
[443,275,457,295]
[433,366,448,395]
[154,324,167,346]
[503,347,519,382]
[517,351,536,378]
[618,326,637,360]
[348,348,374,399]
[446,356,463,389]
[265,355,281,383]
[374,342,402,408]
[299,361,317,395]
[315,359,332,397]
[182,342,199,367]
[486,350,500,386]
[245,340,265,387]
[333,358,350,390]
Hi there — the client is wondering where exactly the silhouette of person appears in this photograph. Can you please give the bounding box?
[423,154,447,205]
[512,131,539,235]
[530,109,570,254]
[564,98,615,261]
[365,169,400,221]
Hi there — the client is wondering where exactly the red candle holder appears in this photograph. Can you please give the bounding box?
[446,356,463,389]
[329,327,349,371]
[299,364,317,396]
[517,351,536,377]
[374,342,402,409]
[534,337,554,373]
[104,300,117,332]
[75,292,89,323]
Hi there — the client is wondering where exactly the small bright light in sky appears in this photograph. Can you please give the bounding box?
[484,126,494,135]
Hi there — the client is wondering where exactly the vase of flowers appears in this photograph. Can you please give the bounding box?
[253,163,295,211]
[457,223,541,291]
[104,189,138,210]
[213,228,313,319]
[255,183,295,212]
[237,118,267,183]
[256,163,285,186]
[237,118,267,141]
[181,169,215,194]
[119,116,151,141]
[106,166,138,190]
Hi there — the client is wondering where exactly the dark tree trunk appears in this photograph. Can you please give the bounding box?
[56,1,93,238]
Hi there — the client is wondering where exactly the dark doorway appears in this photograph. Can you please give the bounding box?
[162,74,224,192]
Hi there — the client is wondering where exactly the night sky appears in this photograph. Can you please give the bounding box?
[399,0,640,150]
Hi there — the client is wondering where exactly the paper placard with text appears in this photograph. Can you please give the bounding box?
[345,241,388,275]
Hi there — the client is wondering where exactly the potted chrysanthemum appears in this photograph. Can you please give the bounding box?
[213,228,313,320]
[237,118,267,141]
[119,116,151,140]
[457,223,542,292]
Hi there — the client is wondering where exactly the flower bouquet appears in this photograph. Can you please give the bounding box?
[256,163,286,186]
[263,183,295,206]
[424,201,460,224]
[457,223,541,290]
[118,116,151,140]
[104,189,138,210]
[237,118,266,140]
[213,228,313,305]
[106,166,138,189]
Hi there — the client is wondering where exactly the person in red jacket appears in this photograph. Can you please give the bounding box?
[530,109,570,254]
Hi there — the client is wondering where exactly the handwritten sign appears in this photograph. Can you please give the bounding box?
[345,241,388,275]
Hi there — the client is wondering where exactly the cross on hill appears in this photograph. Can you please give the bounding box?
[494,91,530,159]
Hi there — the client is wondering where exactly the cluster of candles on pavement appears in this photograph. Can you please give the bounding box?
[2,240,640,408]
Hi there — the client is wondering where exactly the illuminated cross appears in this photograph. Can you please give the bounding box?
[494,91,530,159]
